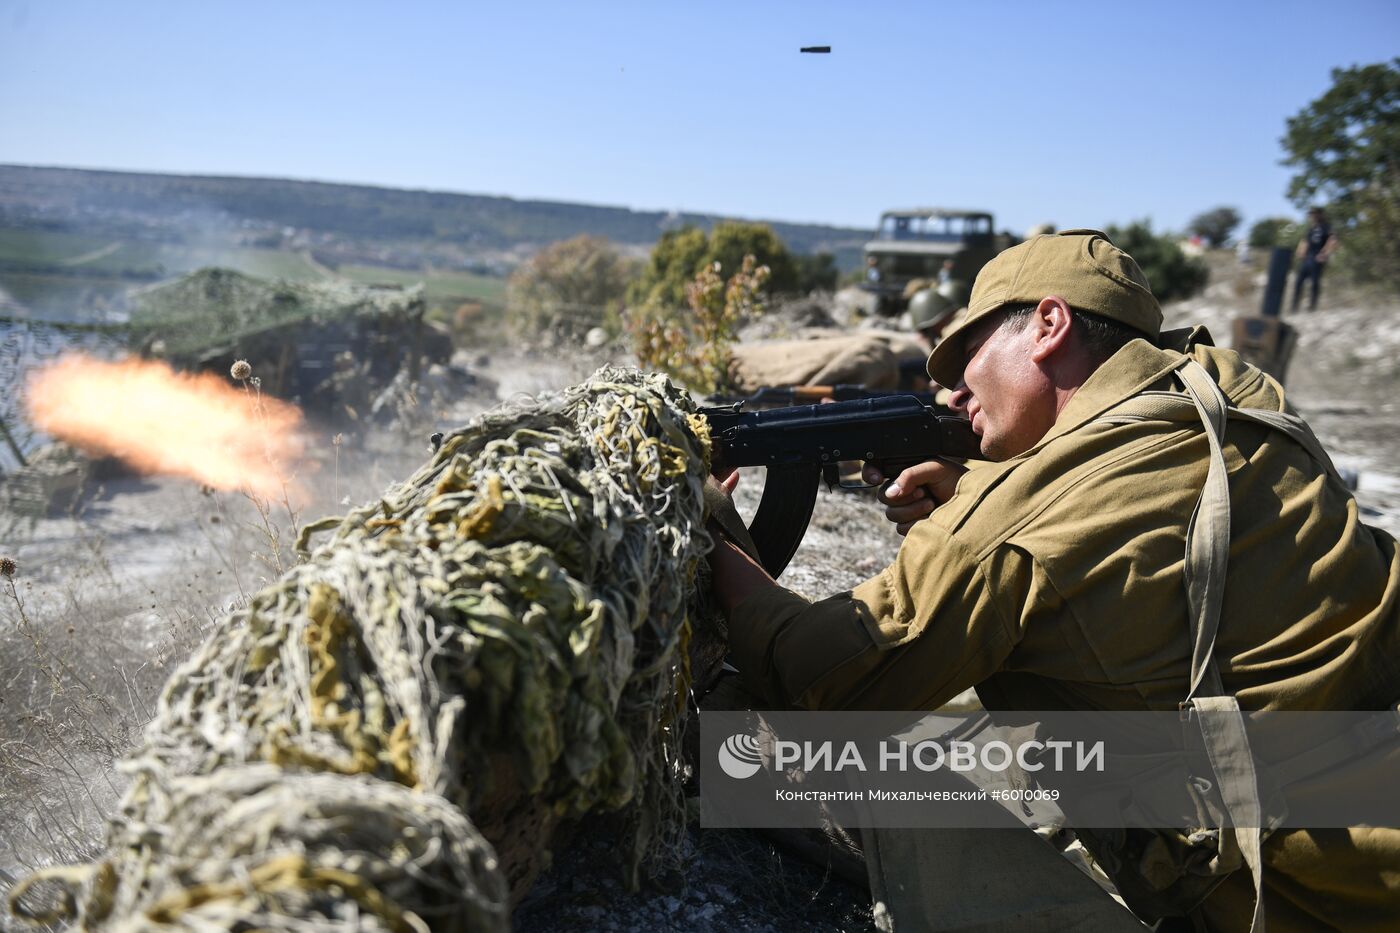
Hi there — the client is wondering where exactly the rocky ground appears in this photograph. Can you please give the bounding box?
[1,261,1397,931]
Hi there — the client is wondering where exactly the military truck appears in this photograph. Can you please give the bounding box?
[860,209,1015,315]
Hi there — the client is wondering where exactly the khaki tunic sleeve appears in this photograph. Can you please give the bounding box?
[727,520,1028,710]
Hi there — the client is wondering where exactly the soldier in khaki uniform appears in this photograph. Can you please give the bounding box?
[707,231,1400,931]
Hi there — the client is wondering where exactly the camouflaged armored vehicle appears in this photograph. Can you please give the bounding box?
[127,268,452,424]
[860,209,1016,315]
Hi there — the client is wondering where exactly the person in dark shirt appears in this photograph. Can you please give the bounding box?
[1292,207,1339,312]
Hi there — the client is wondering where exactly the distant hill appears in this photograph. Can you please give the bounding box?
[0,164,869,266]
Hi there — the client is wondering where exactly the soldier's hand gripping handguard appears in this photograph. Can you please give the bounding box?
[702,474,763,564]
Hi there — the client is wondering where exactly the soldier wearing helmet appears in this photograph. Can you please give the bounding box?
[896,279,968,394]
[908,278,969,350]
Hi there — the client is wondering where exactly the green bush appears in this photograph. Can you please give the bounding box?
[705,222,796,294]
[1247,217,1299,249]
[1188,207,1242,248]
[1105,221,1209,303]
[1328,185,1400,287]
[625,255,769,393]
[506,235,637,339]
[625,227,709,310]
[626,221,798,310]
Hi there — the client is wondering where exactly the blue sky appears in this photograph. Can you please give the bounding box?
[1,0,1396,235]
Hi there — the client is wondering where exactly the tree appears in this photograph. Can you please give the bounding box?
[1281,59,1400,286]
[1104,221,1209,303]
[1188,207,1242,248]
[1247,217,1300,249]
[626,222,797,310]
[506,235,637,339]
[625,226,709,310]
[703,221,796,295]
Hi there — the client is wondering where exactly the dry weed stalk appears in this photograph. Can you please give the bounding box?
[231,362,304,578]
[626,254,770,393]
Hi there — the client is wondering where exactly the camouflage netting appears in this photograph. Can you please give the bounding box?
[8,366,714,931]
[126,267,425,360]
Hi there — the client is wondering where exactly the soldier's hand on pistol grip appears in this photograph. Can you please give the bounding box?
[861,459,968,536]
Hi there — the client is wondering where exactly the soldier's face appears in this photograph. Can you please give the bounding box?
[949,312,1057,460]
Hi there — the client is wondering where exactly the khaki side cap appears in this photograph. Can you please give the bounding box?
[926,229,1163,388]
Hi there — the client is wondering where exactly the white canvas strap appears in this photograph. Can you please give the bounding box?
[1175,360,1233,703]
[1092,357,1309,932]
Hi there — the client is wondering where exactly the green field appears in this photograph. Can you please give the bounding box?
[336,264,507,303]
[0,227,508,321]
[180,246,330,282]
[0,228,114,263]
[0,271,135,318]
[0,228,166,278]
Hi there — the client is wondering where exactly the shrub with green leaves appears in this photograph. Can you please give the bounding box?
[1105,221,1209,303]
[626,222,795,310]
[625,227,709,310]
[1248,217,1300,249]
[1188,207,1242,248]
[626,255,770,394]
[506,235,637,340]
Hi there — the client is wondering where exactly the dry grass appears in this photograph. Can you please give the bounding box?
[0,492,260,872]
[0,417,430,925]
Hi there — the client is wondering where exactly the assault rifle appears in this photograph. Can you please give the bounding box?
[701,394,984,576]
[707,383,943,409]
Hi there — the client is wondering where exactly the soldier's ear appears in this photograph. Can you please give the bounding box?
[1028,296,1074,363]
